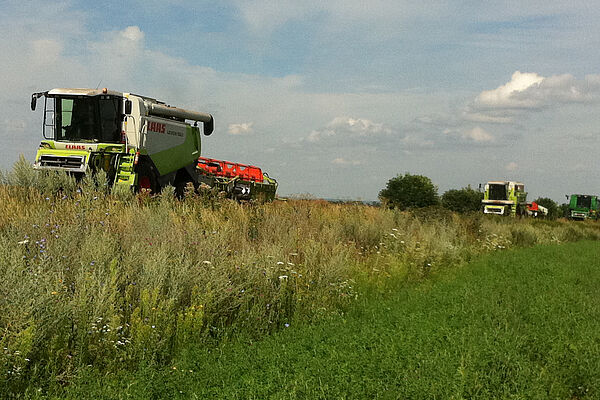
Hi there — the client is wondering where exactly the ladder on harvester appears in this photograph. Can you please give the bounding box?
[113,153,137,188]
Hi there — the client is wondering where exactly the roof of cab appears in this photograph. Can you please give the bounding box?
[47,88,124,97]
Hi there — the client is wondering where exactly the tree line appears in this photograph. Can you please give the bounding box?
[379,173,562,219]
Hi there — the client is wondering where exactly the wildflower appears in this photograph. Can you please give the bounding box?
[284,323,290,328]
[51,291,58,295]
[278,275,288,281]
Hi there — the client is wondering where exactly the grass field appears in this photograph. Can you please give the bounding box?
[53,241,600,399]
[2,164,600,397]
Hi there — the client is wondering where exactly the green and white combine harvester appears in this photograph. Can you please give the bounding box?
[481,181,528,217]
[565,194,599,220]
[481,180,548,218]
[30,88,277,200]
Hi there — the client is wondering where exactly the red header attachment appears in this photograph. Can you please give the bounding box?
[198,157,264,182]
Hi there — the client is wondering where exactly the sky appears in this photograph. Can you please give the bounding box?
[1,1,600,202]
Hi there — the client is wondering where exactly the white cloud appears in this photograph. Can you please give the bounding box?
[462,110,515,124]
[462,126,494,142]
[121,26,144,42]
[228,122,254,135]
[307,116,392,142]
[475,71,544,109]
[473,71,600,112]
[331,157,362,166]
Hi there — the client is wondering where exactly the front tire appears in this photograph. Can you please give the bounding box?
[136,162,160,194]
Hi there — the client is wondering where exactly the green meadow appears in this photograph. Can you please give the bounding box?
[62,242,600,399]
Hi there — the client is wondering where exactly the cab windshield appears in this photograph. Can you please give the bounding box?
[576,195,592,209]
[488,184,508,200]
[50,95,122,142]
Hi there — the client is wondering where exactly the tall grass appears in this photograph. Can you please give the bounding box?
[1,159,599,393]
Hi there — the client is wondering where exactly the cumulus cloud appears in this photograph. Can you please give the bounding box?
[461,71,600,128]
[228,122,254,135]
[475,71,544,109]
[307,116,392,142]
[472,71,600,112]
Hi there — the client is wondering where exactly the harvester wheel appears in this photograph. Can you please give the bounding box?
[136,163,160,194]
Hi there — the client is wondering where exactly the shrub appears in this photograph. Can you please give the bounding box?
[534,197,559,219]
[379,173,438,210]
[441,186,483,213]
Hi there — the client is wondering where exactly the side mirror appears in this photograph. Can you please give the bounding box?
[31,95,37,111]
[203,115,214,136]
[124,99,132,115]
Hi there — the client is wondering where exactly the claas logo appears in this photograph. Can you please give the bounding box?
[148,121,166,134]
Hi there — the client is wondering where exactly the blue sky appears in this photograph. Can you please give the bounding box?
[1,1,600,201]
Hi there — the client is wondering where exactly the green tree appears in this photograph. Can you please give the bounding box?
[534,197,559,219]
[559,203,570,218]
[379,173,438,209]
[441,186,483,213]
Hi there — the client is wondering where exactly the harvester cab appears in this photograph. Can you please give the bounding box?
[482,181,527,216]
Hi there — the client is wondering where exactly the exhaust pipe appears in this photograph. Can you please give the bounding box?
[146,102,214,135]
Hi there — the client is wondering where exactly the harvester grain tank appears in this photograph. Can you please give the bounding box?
[565,194,599,220]
[481,181,527,216]
[30,88,277,200]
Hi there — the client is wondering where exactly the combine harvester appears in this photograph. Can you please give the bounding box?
[481,180,528,217]
[30,88,277,200]
[481,180,549,218]
[565,194,599,220]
